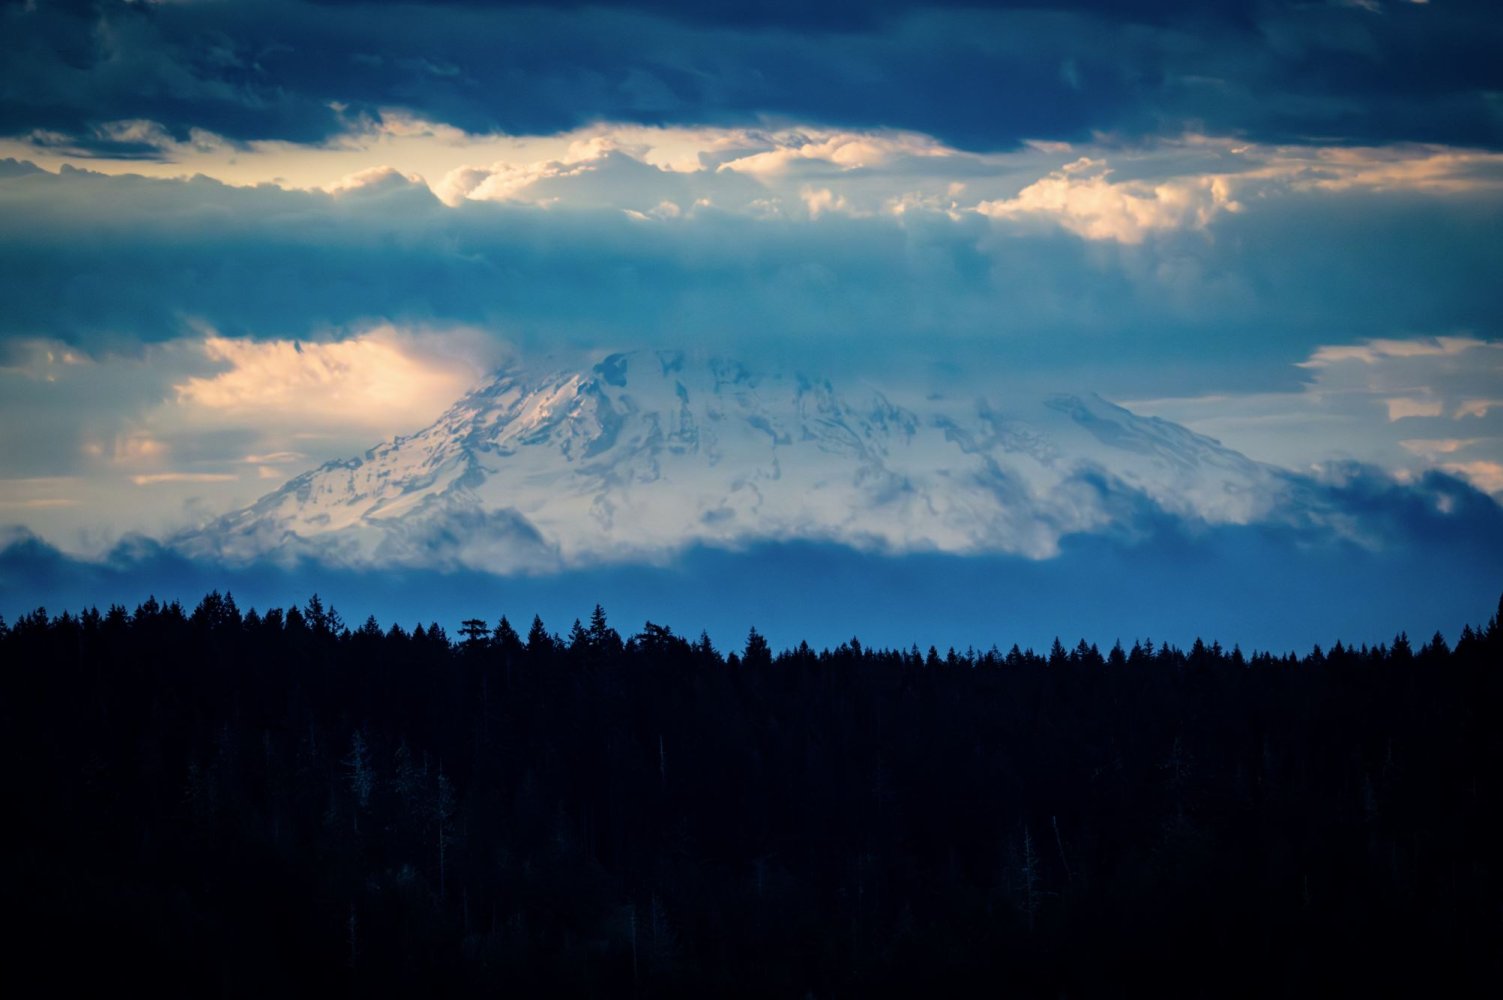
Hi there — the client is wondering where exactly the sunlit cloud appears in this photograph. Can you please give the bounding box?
[1301,336,1486,367]
[324,165,427,196]
[0,498,80,509]
[1386,397,1446,421]
[173,326,494,433]
[0,326,505,551]
[1265,144,1503,195]
[131,472,240,486]
[1399,438,1478,457]
[0,339,92,380]
[9,115,1500,243]
[1454,399,1503,419]
[1126,336,1503,496]
[714,129,952,176]
[1441,461,1503,493]
[0,475,85,511]
[241,451,308,465]
[975,157,1239,243]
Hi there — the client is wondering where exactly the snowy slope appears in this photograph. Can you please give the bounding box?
[178,352,1294,571]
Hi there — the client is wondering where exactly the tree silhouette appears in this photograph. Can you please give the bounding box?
[4,588,1501,997]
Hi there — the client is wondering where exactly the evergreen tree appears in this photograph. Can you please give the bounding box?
[527,614,553,656]
[743,626,772,670]
[459,618,491,648]
[1048,637,1068,668]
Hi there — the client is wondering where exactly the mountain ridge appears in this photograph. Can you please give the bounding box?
[175,351,1294,571]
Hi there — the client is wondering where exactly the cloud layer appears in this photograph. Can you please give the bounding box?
[5,1,1501,154]
[3,142,1499,366]
[2,128,1500,549]
[0,325,498,549]
[1129,337,1503,496]
[4,462,1500,654]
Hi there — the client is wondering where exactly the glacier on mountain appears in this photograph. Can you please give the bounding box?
[176,351,1297,571]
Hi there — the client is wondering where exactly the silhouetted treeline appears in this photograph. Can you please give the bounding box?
[5,593,1503,997]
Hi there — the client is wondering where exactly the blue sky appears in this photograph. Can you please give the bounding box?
[1,0,1500,647]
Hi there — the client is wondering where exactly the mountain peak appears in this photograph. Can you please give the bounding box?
[177,354,1287,571]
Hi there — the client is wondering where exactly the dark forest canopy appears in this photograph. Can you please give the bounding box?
[5,591,1503,996]
[6,587,1499,668]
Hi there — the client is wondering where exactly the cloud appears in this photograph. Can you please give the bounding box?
[976,157,1238,243]
[715,129,952,176]
[1456,399,1503,419]
[1127,336,1503,495]
[3,464,1499,654]
[130,472,239,486]
[12,113,1501,228]
[0,324,500,552]
[1385,397,1445,421]
[1,143,1500,551]
[0,477,85,512]
[2,1,1500,155]
[2,143,1499,362]
[1301,335,1487,366]
[173,327,491,432]
[1440,460,1503,493]
[323,164,426,196]
[1399,438,1477,457]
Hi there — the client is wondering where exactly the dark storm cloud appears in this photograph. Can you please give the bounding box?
[300,1,1264,33]
[3,1,1500,153]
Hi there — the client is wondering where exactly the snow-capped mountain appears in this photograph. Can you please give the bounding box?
[177,352,1294,571]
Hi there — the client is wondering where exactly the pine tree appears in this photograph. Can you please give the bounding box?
[459,618,490,648]
[304,594,330,635]
[485,615,513,652]
[568,618,590,652]
[743,626,772,670]
[1048,637,1068,668]
[527,615,553,657]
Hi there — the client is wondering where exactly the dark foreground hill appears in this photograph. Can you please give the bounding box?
[5,593,1503,997]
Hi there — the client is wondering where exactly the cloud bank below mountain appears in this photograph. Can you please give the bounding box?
[4,462,1499,655]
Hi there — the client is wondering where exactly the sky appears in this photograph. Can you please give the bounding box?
[2,0,1501,648]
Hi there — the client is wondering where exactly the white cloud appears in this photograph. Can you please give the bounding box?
[1264,144,1503,196]
[2,135,1500,549]
[1440,461,1503,493]
[1386,397,1445,421]
[0,326,504,552]
[241,451,308,465]
[715,128,951,176]
[107,432,170,463]
[324,165,426,196]
[173,326,494,433]
[0,498,81,509]
[1126,336,1503,496]
[976,157,1239,243]
[1301,336,1485,367]
[131,472,239,486]
[800,186,851,219]
[7,117,1501,245]
[1456,399,1503,419]
[0,477,85,512]
[1399,438,1477,457]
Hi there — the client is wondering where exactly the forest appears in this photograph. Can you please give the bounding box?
[5,592,1503,997]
